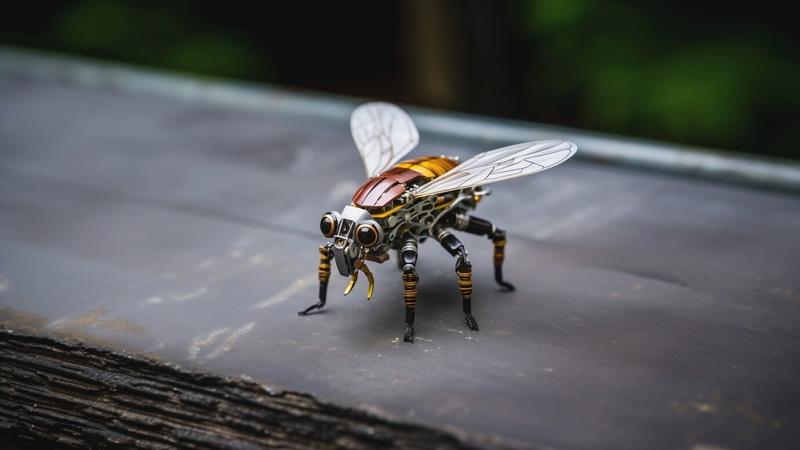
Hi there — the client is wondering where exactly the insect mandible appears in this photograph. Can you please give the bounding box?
[298,102,577,343]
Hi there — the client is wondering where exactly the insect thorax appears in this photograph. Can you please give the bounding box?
[368,188,482,256]
[351,155,486,262]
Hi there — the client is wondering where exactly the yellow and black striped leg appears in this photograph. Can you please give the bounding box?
[298,244,333,316]
[435,228,479,331]
[457,256,479,331]
[454,215,515,292]
[492,230,515,292]
[401,237,419,343]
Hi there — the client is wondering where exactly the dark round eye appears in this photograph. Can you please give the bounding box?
[355,222,381,247]
[320,213,337,238]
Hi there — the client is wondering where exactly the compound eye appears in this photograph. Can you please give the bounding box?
[320,212,338,238]
[355,221,381,247]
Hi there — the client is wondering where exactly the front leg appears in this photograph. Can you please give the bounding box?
[401,237,419,343]
[298,244,333,316]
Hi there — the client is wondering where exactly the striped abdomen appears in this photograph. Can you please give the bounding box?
[351,156,458,209]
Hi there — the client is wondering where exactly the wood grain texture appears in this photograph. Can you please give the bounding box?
[0,330,483,450]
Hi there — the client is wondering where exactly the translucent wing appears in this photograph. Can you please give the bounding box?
[413,140,577,197]
[350,102,420,177]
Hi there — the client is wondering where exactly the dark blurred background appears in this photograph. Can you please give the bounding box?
[2,0,798,159]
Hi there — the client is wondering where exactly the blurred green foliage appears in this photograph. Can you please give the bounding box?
[521,0,799,154]
[48,0,271,79]
[1,0,797,158]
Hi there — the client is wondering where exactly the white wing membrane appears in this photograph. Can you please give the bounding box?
[350,102,420,177]
[413,140,577,197]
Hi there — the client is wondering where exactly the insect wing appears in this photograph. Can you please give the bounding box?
[350,102,420,177]
[413,140,577,197]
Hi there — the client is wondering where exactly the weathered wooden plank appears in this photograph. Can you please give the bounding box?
[0,52,799,449]
[0,330,484,450]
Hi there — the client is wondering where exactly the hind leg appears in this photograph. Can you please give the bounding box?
[491,230,515,292]
[454,214,515,292]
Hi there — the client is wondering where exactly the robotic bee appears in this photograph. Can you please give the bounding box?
[299,102,577,343]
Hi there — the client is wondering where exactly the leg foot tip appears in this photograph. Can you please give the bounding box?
[464,314,480,331]
[498,281,516,292]
[403,324,415,343]
[298,302,324,316]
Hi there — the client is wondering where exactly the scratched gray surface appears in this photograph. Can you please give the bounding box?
[1,74,800,450]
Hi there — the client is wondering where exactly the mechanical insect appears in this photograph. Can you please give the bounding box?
[299,102,577,342]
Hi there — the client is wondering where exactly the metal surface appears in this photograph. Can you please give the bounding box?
[1,54,800,449]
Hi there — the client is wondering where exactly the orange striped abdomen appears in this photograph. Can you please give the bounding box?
[351,156,459,209]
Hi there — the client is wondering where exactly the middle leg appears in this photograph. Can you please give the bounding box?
[434,228,479,331]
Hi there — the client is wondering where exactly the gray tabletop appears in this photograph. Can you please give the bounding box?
[1,53,799,450]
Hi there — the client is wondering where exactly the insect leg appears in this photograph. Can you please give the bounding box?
[434,228,479,331]
[490,229,515,292]
[453,214,515,292]
[401,236,419,343]
[298,243,333,316]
